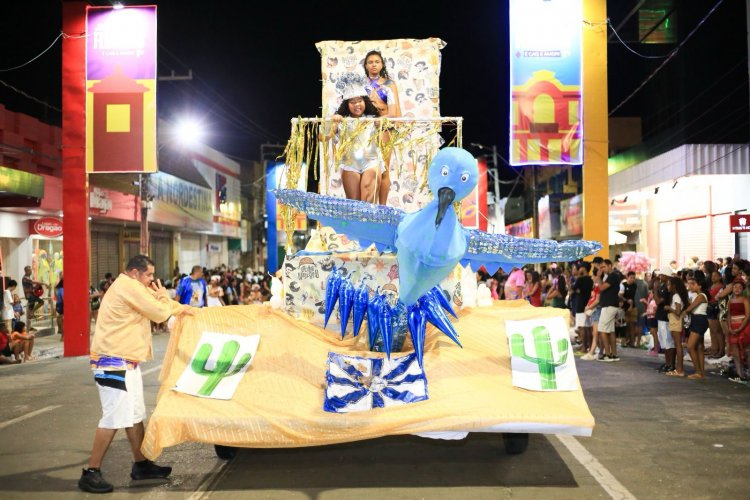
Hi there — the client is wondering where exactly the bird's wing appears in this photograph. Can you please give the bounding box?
[275,189,405,251]
[461,229,602,274]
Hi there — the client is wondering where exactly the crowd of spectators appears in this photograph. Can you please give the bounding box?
[167,265,273,308]
[477,255,750,384]
[4,254,748,377]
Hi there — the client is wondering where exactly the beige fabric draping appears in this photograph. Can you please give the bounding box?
[142,301,594,459]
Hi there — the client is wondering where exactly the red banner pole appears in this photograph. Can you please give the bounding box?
[62,1,90,356]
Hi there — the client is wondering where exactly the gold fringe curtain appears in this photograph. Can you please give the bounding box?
[278,117,463,250]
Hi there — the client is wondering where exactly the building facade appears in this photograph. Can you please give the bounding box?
[0,104,249,289]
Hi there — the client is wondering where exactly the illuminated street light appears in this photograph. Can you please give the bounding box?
[174,118,204,147]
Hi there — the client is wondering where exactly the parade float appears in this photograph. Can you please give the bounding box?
[142,38,600,461]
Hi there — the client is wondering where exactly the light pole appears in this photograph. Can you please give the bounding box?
[139,174,152,255]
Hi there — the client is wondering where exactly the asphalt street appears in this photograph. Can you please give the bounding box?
[0,332,748,499]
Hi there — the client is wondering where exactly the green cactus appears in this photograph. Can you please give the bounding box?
[190,340,252,396]
[510,326,569,390]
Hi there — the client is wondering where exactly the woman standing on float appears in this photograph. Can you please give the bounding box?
[363,50,401,205]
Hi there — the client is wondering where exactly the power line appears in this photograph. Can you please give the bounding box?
[160,79,279,142]
[611,100,749,194]
[638,78,748,157]
[0,78,61,112]
[158,44,283,142]
[606,20,669,59]
[0,33,62,72]
[638,58,746,130]
[609,0,727,116]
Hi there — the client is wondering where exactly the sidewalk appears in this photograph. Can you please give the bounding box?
[13,321,91,362]
[31,325,66,360]
[17,321,168,363]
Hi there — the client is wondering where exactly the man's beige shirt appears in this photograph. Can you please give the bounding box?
[91,273,185,362]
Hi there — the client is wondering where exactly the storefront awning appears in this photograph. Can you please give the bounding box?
[0,166,44,207]
[609,144,749,197]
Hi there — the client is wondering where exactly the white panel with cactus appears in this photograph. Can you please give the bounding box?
[174,332,260,400]
[505,317,578,392]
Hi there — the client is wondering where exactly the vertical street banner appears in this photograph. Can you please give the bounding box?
[509,0,583,166]
[266,162,309,272]
[86,5,157,173]
[460,157,488,231]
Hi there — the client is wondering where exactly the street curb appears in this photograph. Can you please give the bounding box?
[36,345,65,360]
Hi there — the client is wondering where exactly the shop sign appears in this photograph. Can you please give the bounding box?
[149,172,213,231]
[90,187,113,214]
[560,194,582,237]
[506,217,534,239]
[208,243,221,252]
[0,166,45,199]
[29,217,63,238]
[730,214,750,232]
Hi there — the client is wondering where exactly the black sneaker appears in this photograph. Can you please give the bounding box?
[610,355,620,362]
[78,468,114,493]
[596,355,610,362]
[657,363,667,372]
[131,459,172,480]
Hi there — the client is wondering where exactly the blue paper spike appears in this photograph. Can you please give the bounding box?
[338,279,355,339]
[407,304,427,369]
[352,281,369,337]
[378,298,394,359]
[461,259,484,272]
[419,295,462,348]
[484,263,501,275]
[323,268,342,329]
[367,291,382,350]
[431,286,457,319]
[500,262,522,273]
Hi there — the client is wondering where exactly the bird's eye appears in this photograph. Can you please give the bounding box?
[460,173,469,182]
[441,166,449,176]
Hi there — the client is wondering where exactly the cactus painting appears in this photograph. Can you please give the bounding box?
[191,341,253,396]
[506,318,575,391]
[175,332,260,399]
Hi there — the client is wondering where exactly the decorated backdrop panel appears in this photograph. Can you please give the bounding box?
[315,38,447,212]
[282,248,465,336]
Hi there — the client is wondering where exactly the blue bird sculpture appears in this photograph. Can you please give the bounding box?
[393,147,478,305]
[276,147,602,363]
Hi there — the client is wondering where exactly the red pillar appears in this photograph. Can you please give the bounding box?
[62,1,90,356]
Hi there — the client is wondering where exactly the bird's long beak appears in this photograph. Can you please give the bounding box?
[435,187,456,228]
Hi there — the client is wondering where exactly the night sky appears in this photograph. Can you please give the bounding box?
[2,1,747,194]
